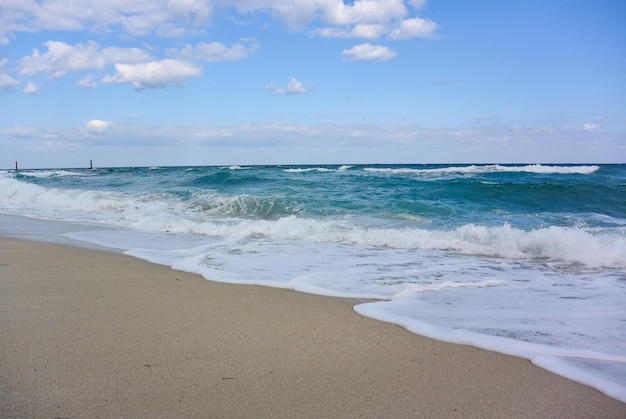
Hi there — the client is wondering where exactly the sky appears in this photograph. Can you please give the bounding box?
[0,0,625,168]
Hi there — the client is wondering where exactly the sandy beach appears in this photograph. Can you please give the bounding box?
[1,237,624,418]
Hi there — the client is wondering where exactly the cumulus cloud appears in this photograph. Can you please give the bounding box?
[1,1,437,43]
[315,18,436,40]
[229,1,435,35]
[0,57,19,92]
[13,39,260,91]
[265,78,312,95]
[583,123,600,131]
[314,23,389,39]
[340,43,397,61]
[407,0,428,9]
[85,119,113,134]
[352,23,391,38]
[2,1,419,36]
[230,0,321,28]
[22,82,41,94]
[0,73,20,92]
[387,17,437,39]
[0,0,215,41]
[76,75,98,88]
[173,40,260,61]
[2,1,439,94]
[19,41,151,79]
[324,0,407,26]
[102,59,202,90]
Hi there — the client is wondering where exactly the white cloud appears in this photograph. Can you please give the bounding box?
[271,0,436,41]
[314,23,389,39]
[230,0,321,28]
[85,119,113,134]
[0,73,20,92]
[5,120,623,165]
[583,123,600,131]
[0,57,20,92]
[265,78,312,95]
[388,17,437,39]
[19,41,151,79]
[313,27,349,38]
[14,39,261,91]
[340,43,397,61]
[2,125,60,139]
[1,1,438,45]
[2,1,438,95]
[0,0,215,41]
[1,1,414,37]
[407,0,428,10]
[76,75,98,88]
[315,19,436,40]
[323,0,407,26]
[102,59,202,90]
[163,0,215,25]
[351,23,390,39]
[22,82,41,94]
[174,40,260,62]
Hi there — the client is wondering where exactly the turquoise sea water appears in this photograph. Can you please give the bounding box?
[1,164,625,401]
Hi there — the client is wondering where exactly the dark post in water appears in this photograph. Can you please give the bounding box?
[90,159,93,170]
[15,161,18,171]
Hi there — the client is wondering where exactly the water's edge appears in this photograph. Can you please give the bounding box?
[2,212,624,404]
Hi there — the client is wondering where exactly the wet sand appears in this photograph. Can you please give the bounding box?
[1,237,625,418]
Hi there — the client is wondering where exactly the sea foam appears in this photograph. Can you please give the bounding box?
[1,173,624,269]
[2,164,625,402]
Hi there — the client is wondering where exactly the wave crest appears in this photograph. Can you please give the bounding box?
[364,164,600,176]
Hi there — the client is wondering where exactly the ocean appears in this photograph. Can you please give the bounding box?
[1,163,625,402]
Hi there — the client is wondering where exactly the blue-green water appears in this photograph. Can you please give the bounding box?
[1,164,625,401]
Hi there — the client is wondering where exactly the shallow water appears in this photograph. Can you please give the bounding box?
[1,164,625,402]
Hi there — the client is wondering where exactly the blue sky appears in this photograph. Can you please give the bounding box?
[1,0,625,168]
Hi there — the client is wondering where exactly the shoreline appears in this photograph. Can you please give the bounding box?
[1,237,625,418]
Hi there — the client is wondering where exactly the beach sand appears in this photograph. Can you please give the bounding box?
[1,237,625,418]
